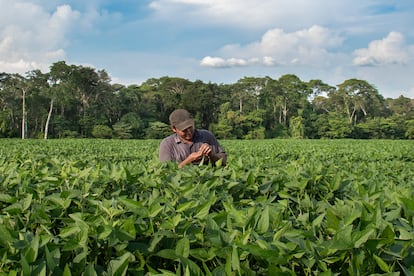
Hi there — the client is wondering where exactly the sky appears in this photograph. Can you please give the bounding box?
[1,0,413,99]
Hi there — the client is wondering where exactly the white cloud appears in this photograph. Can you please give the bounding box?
[0,1,79,74]
[200,56,276,68]
[201,25,343,68]
[353,32,409,66]
[148,0,414,35]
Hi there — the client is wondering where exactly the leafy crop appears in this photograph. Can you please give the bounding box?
[0,139,413,275]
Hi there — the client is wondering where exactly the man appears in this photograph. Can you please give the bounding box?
[159,109,227,168]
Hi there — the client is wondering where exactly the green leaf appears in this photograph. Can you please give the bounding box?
[107,252,132,276]
[23,234,39,263]
[231,245,240,272]
[0,193,13,203]
[63,263,72,276]
[373,254,390,273]
[21,194,33,211]
[59,225,80,238]
[400,197,414,215]
[175,237,190,258]
[0,224,16,247]
[273,222,291,242]
[256,205,269,234]
[20,253,30,276]
[330,225,353,250]
[118,197,148,216]
[190,248,216,261]
[148,233,164,252]
[176,201,196,213]
[180,257,204,276]
[119,218,136,240]
[246,172,254,185]
[156,249,178,260]
[353,226,376,248]
[31,261,46,276]
[84,264,98,276]
[45,246,60,271]
[311,213,325,228]
[73,250,88,263]
[149,202,164,218]
[194,198,215,220]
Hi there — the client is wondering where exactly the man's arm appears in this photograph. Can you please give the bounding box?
[178,147,207,168]
[159,138,173,162]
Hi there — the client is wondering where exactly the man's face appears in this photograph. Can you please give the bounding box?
[174,125,194,141]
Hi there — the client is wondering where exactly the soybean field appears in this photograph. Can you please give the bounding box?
[0,139,413,275]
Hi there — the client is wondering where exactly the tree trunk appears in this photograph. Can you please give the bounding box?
[44,98,54,139]
[21,89,26,139]
[239,97,243,113]
[282,100,288,126]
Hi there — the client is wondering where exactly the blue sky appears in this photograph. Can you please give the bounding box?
[1,0,413,99]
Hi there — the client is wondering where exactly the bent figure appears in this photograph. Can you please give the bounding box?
[159,109,227,168]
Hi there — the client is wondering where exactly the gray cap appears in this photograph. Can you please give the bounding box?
[169,109,195,131]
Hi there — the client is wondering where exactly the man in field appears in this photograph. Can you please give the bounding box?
[159,109,227,168]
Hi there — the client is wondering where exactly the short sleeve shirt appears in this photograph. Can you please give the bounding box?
[159,129,226,164]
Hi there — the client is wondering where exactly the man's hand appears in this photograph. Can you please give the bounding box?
[189,143,211,162]
[198,143,212,157]
[178,143,212,168]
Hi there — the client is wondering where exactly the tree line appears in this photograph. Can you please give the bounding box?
[0,61,413,140]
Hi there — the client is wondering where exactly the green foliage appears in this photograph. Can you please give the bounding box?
[91,125,112,138]
[112,122,132,139]
[0,139,413,274]
[1,65,412,139]
[120,112,144,138]
[289,116,304,139]
[145,121,170,139]
[406,119,414,139]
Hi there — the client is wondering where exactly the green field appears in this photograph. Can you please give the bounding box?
[0,139,413,275]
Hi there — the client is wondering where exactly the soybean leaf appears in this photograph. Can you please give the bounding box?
[231,245,240,272]
[107,252,132,276]
[63,263,72,276]
[353,227,376,248]
[118,197,148,216]
[180,257,204,276]
[84,264,98,276]
[45,246,60,271]
[190,248,216,261]
[0,224,16,247]
[23,234,39,263]
[31,261,46,276]
[149,202,164,218]
[156,249,178,260]
[175,237,190,258]
[373,254,390,273]
[256,205,269,234]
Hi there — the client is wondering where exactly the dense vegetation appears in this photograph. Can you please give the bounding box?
[1,61,413,140]
[0,139,413,275]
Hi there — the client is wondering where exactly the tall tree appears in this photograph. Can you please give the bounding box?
[335,79,386,124]
[1,73,33,138]
[385,96,414,119]
[277,74,310,126]
[0,73,19,137]
[46,61,75,139]
[25,70,49,138]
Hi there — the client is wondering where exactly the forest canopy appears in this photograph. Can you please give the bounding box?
[0,61,413,139]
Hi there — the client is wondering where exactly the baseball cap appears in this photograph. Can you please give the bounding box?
[169,109,195,131]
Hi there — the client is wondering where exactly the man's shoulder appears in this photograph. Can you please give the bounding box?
[160,133,179,145]
[195,129,217,140]
[196,129,213,136]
